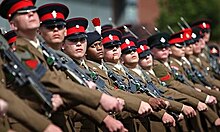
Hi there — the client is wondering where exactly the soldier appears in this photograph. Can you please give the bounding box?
[37,3,125,132]
[0,27,62,132]
[0,0,124,131]
[191,19,220,80]
[190,19,211,45]
[120,35,208,132]
[188,27,220,89]
[62,18,158,131]
[85,30,173,132]
[99,29,193,131]
[168,28,218,100]
[148,31,220,130]
[0,81,62,132]
[168,28,220,103]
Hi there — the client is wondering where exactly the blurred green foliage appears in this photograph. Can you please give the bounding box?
[157,0,220,41]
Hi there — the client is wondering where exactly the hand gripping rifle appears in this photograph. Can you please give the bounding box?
[0,35,53,117]
[40,43,111,95]
[125,66,180,120]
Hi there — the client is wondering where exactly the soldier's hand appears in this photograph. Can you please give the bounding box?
[116,98,125,111]
[100,94,124,112]
[206,95,217,105]
[214,118,220,126]
[212,86,220,91]
[102,115,128,132]
[178,113,184,121]
[197,101,208,111]
[148,97,167,111]
[51,94,64,111]
[162,112,176,127]
[182,105,196,118]
[0,99,8,116]
[43,124,62,132]
[85,80,97,90]
[138,101,153,115]
[195,87,202,92]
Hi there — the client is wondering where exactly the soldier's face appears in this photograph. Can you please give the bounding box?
[104,45,121,63]
[170,44,185,58]
[192,41,201,54]
[10,11,40,32]
[203,32,210,42]
[199,38,206,49]
[86,41,104,61]
[121,51,139,66]
[151,47,170,60]
[39,24,66,46]
[139,54,153,68]
[64,37,87,60]
[185,44,193,55]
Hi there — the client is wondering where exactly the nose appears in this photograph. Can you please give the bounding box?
[53,27,59,31]
[113,46,117,51]
[76,41,82,46]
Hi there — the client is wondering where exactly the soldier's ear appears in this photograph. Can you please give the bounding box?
[9,21,17,31]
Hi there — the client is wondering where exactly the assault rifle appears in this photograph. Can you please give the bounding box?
[123,65,164,97]
[0,35,52,116]
[102,61,132,92]
[171,68,195,88]
[182,65,202,84]
[124,66,180,120]
[190,63,212,87]
[40,43,111,95]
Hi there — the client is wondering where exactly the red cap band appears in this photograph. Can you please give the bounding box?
[137,45,149,54]
[120,41,135,50]
[67,26,85,36]
[8,0,34,18]
[169,38,184,44]
[198,23,210,29]
[102,35,120,44]
[40,12,65,22]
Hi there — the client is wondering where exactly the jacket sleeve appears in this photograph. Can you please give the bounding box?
[0,87,51,132]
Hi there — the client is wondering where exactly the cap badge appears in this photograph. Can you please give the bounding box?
[191,33,196,38]
[125,39,130,44]
[186,33,190,38]
[76,25,80,29]
[51,10,57,18]
[180,34,183,38]
[202,22,207,28]
[160,37,166,43]
[140,45,144,51]
[211,48,218,53]
[109,34,113,40]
